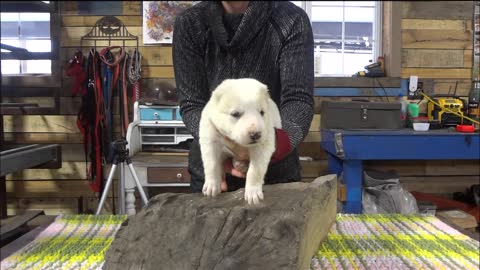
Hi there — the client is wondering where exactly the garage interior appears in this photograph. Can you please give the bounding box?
[1,1,479,269]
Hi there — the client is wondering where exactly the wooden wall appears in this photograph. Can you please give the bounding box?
[3,1,478,215]
[372,0,479,195]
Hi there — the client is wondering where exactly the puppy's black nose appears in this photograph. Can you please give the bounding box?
[249,131,261,141]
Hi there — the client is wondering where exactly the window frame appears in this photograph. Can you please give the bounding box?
[294,1,383,77]
[1,1,61,116]
[1,1,61,87]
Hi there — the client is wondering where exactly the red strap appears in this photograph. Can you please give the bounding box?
[270,128,292,163]
[65,52,87,97]
[91,50,104,193]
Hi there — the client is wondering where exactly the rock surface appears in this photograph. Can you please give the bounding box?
[103,174,337,270]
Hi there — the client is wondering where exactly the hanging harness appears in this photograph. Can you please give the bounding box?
[71,46,141,195]
[75,48,105,194]
[98,46,130,140]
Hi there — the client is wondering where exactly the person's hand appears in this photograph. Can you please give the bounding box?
[221,158,247,192]
[220,135,249,192]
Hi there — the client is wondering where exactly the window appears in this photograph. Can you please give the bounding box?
[1,1,54,75]
[292,1,382,77]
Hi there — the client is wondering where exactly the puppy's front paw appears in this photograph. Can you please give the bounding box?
[202,180,221,197]
[244,184,264,205]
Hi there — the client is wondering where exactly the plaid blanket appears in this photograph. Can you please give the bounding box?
[1,214,478,270]
[312,214,479,270]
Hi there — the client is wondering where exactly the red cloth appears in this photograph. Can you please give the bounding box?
[270,128,292,163]
[65,60,86,97]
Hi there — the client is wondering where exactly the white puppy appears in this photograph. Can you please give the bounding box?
[199,78,282,205]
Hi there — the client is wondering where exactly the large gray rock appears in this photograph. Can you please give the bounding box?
[103,175,337,270]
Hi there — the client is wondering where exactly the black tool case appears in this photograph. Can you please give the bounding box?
[321,100,402,129]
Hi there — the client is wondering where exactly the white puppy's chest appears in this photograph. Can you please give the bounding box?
[198,78,282,205]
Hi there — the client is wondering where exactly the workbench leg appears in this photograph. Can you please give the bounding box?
[327,153,343,175]
[343,160,363,214]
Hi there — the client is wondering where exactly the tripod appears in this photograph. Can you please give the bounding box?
[96,139,149,215]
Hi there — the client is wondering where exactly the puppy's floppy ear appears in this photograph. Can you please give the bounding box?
[258,81,270,96]
[211,79,232,104]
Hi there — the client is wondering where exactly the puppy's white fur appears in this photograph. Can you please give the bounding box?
[199,78,282,205]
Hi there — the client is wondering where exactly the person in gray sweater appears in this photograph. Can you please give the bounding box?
[172,1,314,193]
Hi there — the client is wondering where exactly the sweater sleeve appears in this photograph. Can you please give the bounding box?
[172,13,209,140]
[276,9,315,155]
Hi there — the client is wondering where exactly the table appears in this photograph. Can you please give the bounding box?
[321,128,480,213]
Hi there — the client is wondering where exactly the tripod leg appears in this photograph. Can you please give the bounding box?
[96,164,117,215]
[119,163,126,214]
[127,163,149,206]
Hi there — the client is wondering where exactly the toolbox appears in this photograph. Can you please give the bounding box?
[321,100,402,130]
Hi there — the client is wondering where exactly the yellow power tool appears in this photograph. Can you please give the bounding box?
[427,96,466,126]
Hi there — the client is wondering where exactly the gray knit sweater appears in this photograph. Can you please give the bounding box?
[172,1,314,192]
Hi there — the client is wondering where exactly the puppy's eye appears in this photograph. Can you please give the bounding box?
[260,110,264,116]
[231,111,242,118]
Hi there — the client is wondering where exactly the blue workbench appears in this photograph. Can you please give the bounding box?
[320,129,480,213]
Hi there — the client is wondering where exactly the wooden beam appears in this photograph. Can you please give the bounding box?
[433,80,472,96]
[6,197,80,216]
[365,160,480,176]
[6,161,88,180]
[303,131,321,143]
[62,15,142,27]
[3,133,84,144]
[402,29,473,49]
[402,1,474,19]
[6,162,118,181]
[123,1,142,15]
[401,49,466,68]
[401,176,480,195]
[0,87,57,98]
[62,46,173,66]
[309,114,321,132]
[142,66,175,79]
[464,49,473,68]
[300,160,329,178]
[0,107,57,115]
[314,77,401,88]
[402,19,472,30]
[383,1,402,77]
[401,68,472,79]
[6,180,114,198]
[3,115,121,133]
[297,142,327,160]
